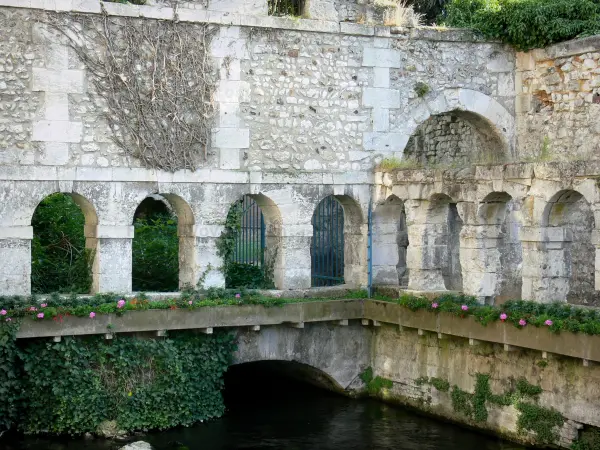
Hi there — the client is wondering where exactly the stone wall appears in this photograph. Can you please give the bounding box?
[371,322,600,448]
[516,35,600,161]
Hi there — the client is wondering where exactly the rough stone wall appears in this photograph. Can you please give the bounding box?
[404,112,505,166]
[335,0,363,22]
[371,323,600,448]
[516,37,600,161]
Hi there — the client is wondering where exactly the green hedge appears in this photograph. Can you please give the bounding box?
[443,0,600,51]
[12,331,235,435]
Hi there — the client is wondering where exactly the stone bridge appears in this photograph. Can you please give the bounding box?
[14,299,600,447]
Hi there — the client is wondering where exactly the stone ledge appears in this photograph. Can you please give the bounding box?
[534,34,600,61]
[15,299,600,365]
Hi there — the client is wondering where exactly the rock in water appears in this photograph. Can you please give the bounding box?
[120,442,153,450]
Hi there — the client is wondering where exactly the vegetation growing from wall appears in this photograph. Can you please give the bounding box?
[359,366,393,395]
[0,326,235,435]
[31,194,94,295]
[48,11,216,171]
[421,373,564,445]
[443,0,600,51]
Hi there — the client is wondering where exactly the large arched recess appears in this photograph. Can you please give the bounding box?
[30,192,99,294]
[542,189,596,305]
[311,194,365,287]
[131,193,195,291]
[372,195,408,286]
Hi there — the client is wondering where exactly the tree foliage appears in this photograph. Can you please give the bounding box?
[443,0,600,51]
[31,194,94,294]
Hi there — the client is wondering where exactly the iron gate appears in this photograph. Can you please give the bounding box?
[233,195,266,266]
[311,196,345,287]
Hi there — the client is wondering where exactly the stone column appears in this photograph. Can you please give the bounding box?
[94,225,134,293]
[591,230,600,292]
[344,223,368,288]
[372,220,401,285]
[276,224,312,290]
[520,227,572,303]
[405,199,446,291]
[195,224,226,289]
[178,223,198,290]
[0,227,33,296]
[459,224,502,302]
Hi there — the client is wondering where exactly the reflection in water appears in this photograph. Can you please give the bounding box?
[6,361,526,450]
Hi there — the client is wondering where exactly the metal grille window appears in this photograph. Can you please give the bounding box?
[233,195,266,267]
[311,196,345,287]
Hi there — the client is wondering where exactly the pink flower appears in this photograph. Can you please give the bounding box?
[117,300,126,309]
[519,319,527,327]
[500,313,507,321]
[89,312,96,319]
[431,302,439,309]
[40,303,47,308]
[235,293,241,299]
[545,319,553,326]
[29,306,37,312]
[0,309,6,316]
[461,305,468,311]
[188,301,193,305]
[37,313,44,319]
[5,317,11,322]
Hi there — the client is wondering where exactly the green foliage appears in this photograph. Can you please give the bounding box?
[430,377,451,392]
[132,214,179,292]
[18,332,235,435]
[443,0,600,51]
[0,321,22,432]
[517,401,564,444]
[451,386,473,417]
[414,81,431,97]
[31,194,94,294]
[516,377,543,397]
[572,428,600,450]
[391,293,600,336]
[360,366,393,395]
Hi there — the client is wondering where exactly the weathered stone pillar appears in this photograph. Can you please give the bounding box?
[372,220,401,285]
[459,224,502,302]
[276,224,312,290]
[195,224,226,289]
[344,223,368,287]
[178,223,198,290]
[405,199,446,291]
[520,227,572,303]
[591,230,600,292]
[94,225,134,293]
[0,227,33,296]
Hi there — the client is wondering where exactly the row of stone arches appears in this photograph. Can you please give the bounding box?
[29,191,364,294]
[372,188,596,305]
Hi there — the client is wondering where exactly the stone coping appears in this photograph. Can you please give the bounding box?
[0,0,492,42]
[16,299,600,364]
[532,34,600,61]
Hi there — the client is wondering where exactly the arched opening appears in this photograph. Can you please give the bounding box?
[222,194,276,289]
[372,195,409,286]
[543,190,596,305]
[427,194,463,291]
[404,111,506,167]
[311,196,345,287]
[131,194,195,292]
[476,192,523,304]
[31,193,98,294]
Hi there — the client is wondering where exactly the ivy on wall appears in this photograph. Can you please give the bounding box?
[1,328,235,435]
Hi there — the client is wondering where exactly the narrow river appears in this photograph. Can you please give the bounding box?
[6,362,526,450]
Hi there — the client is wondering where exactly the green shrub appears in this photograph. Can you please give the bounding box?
[443,0,600,51]
[19,332,235,435]
[31,194,93,294]
[132,215,179,292]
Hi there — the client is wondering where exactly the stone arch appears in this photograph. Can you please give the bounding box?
[222,193,283,289]
[462,192,523,304]
[311,194,366,287]
[540,189,596,305]
[396,89,514,161]
[132,193,195,291]
[30,192,99,294]
[372,194,408,286]
[408,193,463,291]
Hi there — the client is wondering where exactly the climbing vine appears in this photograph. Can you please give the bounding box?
[360,366,393,395]
[46,8,217,171]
